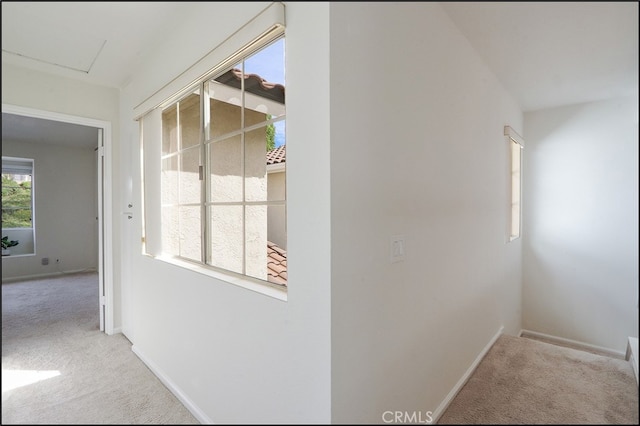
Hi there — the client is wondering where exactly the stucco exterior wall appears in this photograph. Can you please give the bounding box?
[160,95,268,280]
[267,170,286,249]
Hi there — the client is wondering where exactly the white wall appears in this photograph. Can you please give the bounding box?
[2,140,97,279]
[329,3,523,423]
[120,2,331,423]
[523,96,639,352]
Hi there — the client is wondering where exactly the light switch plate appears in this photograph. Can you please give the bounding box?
[391,235,406,263]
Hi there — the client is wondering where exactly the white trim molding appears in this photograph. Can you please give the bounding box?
[132,345,213,424]
[626,337,638,386]
[432,326,505,423]
[519,329,626,359]
[504,125,525,147]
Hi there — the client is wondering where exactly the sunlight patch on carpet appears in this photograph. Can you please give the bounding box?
[2,369,61,392]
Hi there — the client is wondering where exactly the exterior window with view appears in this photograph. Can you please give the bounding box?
[505,126,524,242]
[2,156,35,256]
[156,36,287,287]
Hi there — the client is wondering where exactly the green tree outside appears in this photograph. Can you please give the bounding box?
[2,174,32,228]
[266,114,275,152]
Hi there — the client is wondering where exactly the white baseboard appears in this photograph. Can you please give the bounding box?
[2,268,97,283]
[626,337,639,386]
[432,325,504,424]
[131,345,213,424]
[519,329,625,359]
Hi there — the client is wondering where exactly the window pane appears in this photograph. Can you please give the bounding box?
[179,146,201,204]
[180,92,201,149]
[244,126,268,202]
[266,204,287,285]
[267,165,285,202]
[161,156,178,205]
[266,240,287,287]
[1,173,32,228]
[179,206,201,261]
[510,139,522,240]
[208,62,242,140]
[267,204,286,251]
[209,205,243,274]
[266,119,286,202]
[209,135,243,203]
[243,38,285,122]
[245,205,268,281]
[1,208,32,228]
[162,105,178,155]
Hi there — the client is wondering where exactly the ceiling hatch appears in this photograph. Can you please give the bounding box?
[1,16,106,73]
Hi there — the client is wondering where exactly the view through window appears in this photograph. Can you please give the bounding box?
[507,129,523,241]
[2,157,33,229]
[158,37,287,286]
[2,157,35,256]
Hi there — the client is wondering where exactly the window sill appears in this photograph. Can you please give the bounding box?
[149,254,288,302]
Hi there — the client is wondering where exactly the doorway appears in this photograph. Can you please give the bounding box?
[1,103,114,334]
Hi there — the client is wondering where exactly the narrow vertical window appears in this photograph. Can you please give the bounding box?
[505,126,524,241]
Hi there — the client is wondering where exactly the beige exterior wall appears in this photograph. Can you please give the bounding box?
[161,96,269,280]
[267,170,286,249]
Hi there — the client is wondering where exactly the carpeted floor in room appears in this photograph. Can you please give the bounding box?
[438,333,639,424]
[2,272,199,424]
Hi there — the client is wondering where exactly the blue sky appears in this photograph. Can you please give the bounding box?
[244,38,285,85]
[244,38,285,148]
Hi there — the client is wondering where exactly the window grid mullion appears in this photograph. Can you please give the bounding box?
[201,81,210,265]
[241,60,247,277]
[176,102,183,257]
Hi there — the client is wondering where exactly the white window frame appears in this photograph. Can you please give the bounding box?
[505,126,524,242]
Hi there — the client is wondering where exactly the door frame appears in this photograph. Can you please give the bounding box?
[2,103,115,335]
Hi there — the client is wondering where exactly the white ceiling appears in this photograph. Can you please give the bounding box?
[2,113,98,149]
[1,2,638,147]
[2,1,192,148]
[440,2,638,112]
[1,1,190,89]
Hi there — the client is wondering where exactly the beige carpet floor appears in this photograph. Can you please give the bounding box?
[438,334,639,424]
[4,272,637,424]
[2,272,199,424]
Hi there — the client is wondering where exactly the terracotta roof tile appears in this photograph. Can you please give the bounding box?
[266,145,286,165]
[267,241,287,286]
[271,244,286,256]
[215,68,285,104]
